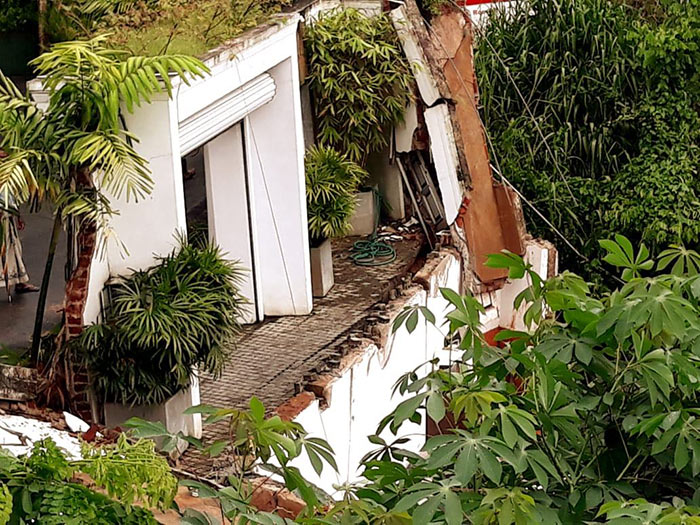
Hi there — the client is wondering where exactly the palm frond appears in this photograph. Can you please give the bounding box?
[69,130,153,201]
[0,151,40,204]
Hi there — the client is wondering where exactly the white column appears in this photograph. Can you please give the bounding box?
[203,123,258,323]
[246,57,312,316]
[108,95,185,274]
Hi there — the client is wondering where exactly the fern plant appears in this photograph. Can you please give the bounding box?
[305,145,367,245]
[76,239,247,405]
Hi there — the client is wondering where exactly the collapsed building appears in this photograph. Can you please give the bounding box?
[6,0,554,497]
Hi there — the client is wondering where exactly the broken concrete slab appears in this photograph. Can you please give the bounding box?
[423,104,463,223]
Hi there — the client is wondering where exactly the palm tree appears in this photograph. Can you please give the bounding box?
[0,36,208,377]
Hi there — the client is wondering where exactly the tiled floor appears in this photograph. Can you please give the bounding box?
[182,234,424,476]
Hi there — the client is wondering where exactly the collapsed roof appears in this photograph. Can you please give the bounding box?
[390,0,527,287]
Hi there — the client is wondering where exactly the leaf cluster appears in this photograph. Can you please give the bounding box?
[474,0,700,285]
[0,0,37,32]
[46,0,290,56]
[0,435,176,524]
[0,36,207,238]
[305,145,368,243]
[127,396,339,524]
[304,8,414,166]
[366,236,700,523]
[76,238,247,405]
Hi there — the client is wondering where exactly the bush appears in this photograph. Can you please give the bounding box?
[0,436,175,523]
[304,8,414,166]
[305,145,367,244]
[0,1,36,32]
[474,0,700,285]
[377,237,700,523]
[142,237,700,524]
[77,239,246,405]
[43,0,289,54]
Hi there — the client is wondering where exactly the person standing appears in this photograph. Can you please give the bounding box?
[1,192,39,302]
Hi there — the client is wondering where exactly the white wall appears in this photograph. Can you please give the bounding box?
[246,57,313,316]
[290,253,462,496]
[289,242,554,496]
[75,15,312,322]
[495,240,550,331]
[203,123,258,323]
[110,93,185,275]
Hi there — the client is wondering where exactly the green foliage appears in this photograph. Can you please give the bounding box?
[0,35,207,232]
[418,0,449,16]
[79,434,177,509]
[46,0,290,55]
[151,236,700,524]
[374,236,700,523]
[474,0,700,284]
[0,0,36,32]
[0,436,174,523]
[77,238,246,405]
[304,8,414,166]
[128,396,339,523]
[305,145,367,243]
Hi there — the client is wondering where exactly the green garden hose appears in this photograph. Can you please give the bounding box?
[349,190,397,267]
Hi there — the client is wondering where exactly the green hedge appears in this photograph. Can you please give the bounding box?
[475,0,700,285]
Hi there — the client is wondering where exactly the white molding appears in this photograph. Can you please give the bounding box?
[178,73,276,155]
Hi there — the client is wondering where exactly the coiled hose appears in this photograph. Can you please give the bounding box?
[349,190,397,267]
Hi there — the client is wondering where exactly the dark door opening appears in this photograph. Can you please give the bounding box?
[182,148,209,245]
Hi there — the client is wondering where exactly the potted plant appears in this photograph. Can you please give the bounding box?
[306,146,367,297]
[75,238,246,444]
[304,9,413,238]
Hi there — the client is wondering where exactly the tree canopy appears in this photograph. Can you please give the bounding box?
[474,0,700,285]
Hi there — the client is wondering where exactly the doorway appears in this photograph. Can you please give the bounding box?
[181,122,261,324]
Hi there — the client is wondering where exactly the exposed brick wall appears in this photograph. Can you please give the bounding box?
[249,478,306,519]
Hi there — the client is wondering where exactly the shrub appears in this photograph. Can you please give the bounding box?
[0,435,175,523]
[377,236,700,523]
[474,0,700,285]
[146,237,700,524]
[0,1,36,32]
[305,145,367,244]
[77,239,246,405]
[44,0,289,55]
[304,8,414,166]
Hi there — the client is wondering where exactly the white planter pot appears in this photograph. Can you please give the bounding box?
[104,382,202,456]
[349,190,378,236]
[310,238,334,297]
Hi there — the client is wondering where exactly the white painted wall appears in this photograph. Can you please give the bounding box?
[290,253,462,496]
[60,15,312,323]
[495,240,550,331]
[203,123,258,323]
[245,57,312,316]
[289,242,554,496]
[109,93,186,276]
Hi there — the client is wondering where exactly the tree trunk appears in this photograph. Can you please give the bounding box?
[31,210,62,363]
[63,219,96,341]
[52,167,96,419]
[38,0,48,51]
[63,167,97,343]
